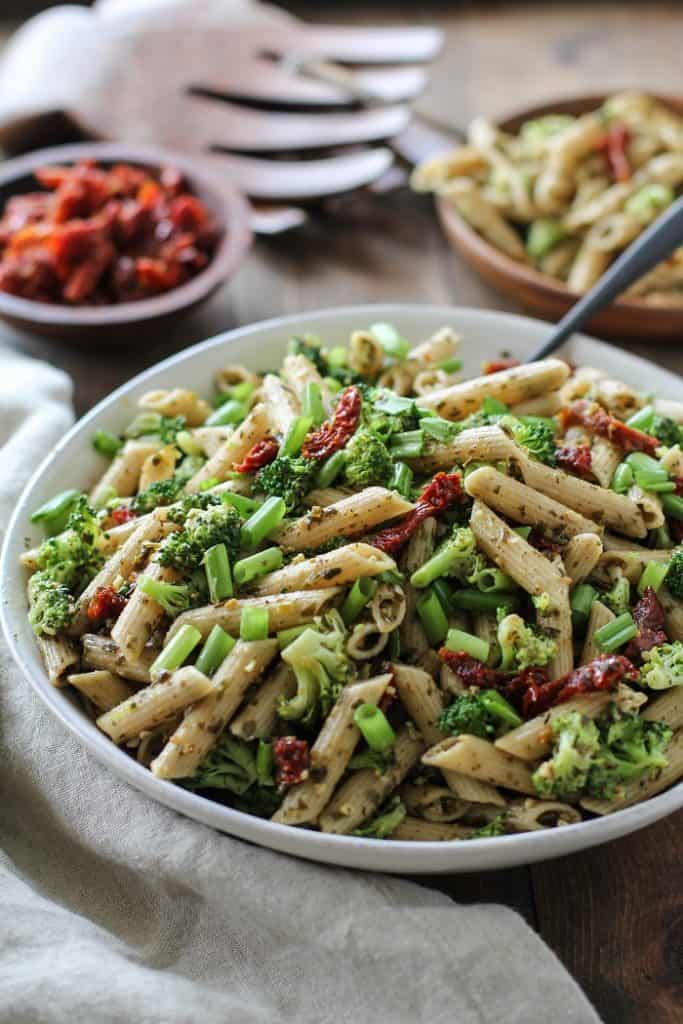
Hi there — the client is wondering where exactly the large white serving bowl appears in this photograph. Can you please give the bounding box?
[2,305,682,874]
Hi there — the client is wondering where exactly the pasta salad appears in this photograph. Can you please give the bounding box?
[23,324,683,841]
[412,92,683,305]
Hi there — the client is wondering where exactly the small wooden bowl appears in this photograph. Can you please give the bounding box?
[0,142,252,341]
[436,93,683,340]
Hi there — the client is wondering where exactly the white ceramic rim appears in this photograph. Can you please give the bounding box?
[2,303,681,874]
[0,142,252,326]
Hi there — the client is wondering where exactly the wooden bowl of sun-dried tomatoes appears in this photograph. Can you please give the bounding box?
[0,143,252,339]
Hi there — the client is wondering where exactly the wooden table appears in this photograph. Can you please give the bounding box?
[1,4,681,1022]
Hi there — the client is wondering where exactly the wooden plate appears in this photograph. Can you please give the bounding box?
[436,93,683,340]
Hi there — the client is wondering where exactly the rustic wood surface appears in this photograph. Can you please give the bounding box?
[1,4,682,1022]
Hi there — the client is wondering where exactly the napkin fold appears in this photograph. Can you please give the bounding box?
[0,344,602,1024]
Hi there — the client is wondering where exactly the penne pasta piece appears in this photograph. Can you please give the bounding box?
[495,692,612,760]
[563,532,604,584]
[138,445,177,492]
[627,483,664,530]
[415,359,569,420]
[589,438,621,489]
[389,817,471,841]
[410,326,461,367]
[98,666,217,744]
[191,426,233,458]
[150,640,278,779]
[464,466,601,538]
[642,689,683,731]
[67,670,135,711]
[272,674,392,826]
[348,331,385,378]
[229,663,297,740]
[90,440,161,506]
[509,392,563,418]
[185,403,269,492]
[410,147,489,192]
[280,353,331,408]
[439,177,528,261]
[423,735,537,795]
[249,543,396,596]
[274,488,413,553]
[318,726,425,834]
[214,364,261,395]
[166,589,342,643]
[409,425,517,474]
[654,399,683,424]
[81,633,155,684]
[580,729,683,815]
[567,242,611,292]
[37,634,79,686]
[581,600,615,663]
[261,373,299,436]
[139,388,211,426]
[534,113,604,214]
[110,558,181,662]
[399,781,470,822]
[659,586,683,642]
[511,449,648,538]
[505,799,581,831]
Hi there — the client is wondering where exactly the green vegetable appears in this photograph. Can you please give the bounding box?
[92,430,123,459]
[28,572,76,636]
[124,412,186,444]
[388,429,425,460]
[166,491,223,525]
[348,747,396,773]
[241,496,286,548]
[256,455,317,514]
[527,219,567,260]
[369,322,410,360]
[233,547,283,586]
[315,450,346,489]
[287,334,328,374]
[195,625,235,675]
[499,414,557,466]
[640,642,683,690]
[600,575,631,615]
[416,588,449,645]
[497,613,558,670]
[343,429,394,489]
[159,503,242,571]
[302,382,325,425]
[665,547,683,598]
[533,705,672,800]
[33,496,103,594]
[468,814,507,839]
[662,493,683,520]
[132,476,183,515]
[150,624,202,680]
[341,577,377,626]
[256,740,274,787]
[520,114,575,141]
[450,589,520,613]
[279,611,351,725]
[353,796,406,839]
[594,611,638,653]
[353,703,396,752]
[420,417,458,443]
[137,574,193,617]
[438,689,521,740]
[389,461,413,498]
[638,560,670,595]
[624,184,674,224]
[611,462,634,494]
[282,416,314,457]
[444,627,490,663]
[410,525,487,590]
[203,542,233,602]
[31,489,81,536]
[184,735,258,794]
[240,606,269,641]
[221,491,262,518]
[571,583,597,632]
[205,401,247,427]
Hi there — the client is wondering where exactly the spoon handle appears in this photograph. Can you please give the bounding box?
[526,194,683,362]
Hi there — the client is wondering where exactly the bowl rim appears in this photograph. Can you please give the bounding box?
[2,302,681,874]
[0,141,252,326]
[436,90,683,320]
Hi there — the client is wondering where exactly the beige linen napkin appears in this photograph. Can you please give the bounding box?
[0,344,602,1024]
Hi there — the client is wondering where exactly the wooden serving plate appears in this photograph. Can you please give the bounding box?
[436,93,683,341]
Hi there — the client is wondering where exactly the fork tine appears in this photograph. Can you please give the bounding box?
[188,96,410,151]
[203,148,394,200]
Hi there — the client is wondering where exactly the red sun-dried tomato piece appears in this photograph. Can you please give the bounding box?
[481,357,521,375]
[371,472,463,554]
[235,437,280,474]
[555,444,594,480]
[273,736,310,786]
[595,123,631,182]
[302,385,362,462]
[624,586,668,659]
[111,506,137,525]
[522,654,639,718]
[87,585,127,622]
[559,400,658,455]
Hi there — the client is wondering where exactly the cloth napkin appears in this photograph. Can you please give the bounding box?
[0,344,602,1024]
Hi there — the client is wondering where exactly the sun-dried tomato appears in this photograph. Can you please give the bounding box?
[371,472,464,554]
[439,649,501,688]
[527,528,564,555]
[87,585,127,622]
[555,444,594,480]
[273,736,310,786]
[0,159,218,306]
[674,477,683,497]
[595,123,631,182]
[302,386,362,461]
[235,437,279,474]
[559,400,658,455]
[624,586,668,659]
[522,654,639,718]
[111,506,137,525]
[672,520,683,543]
[482,357,521,375]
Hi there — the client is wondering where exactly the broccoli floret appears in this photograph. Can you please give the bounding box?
[499,414,557,466]
[532,711,602,799]
[166,491,223,525]
[343,429,394,489]
[650,416,683,448]
[348,747,396,773]
[137,574,194,618]
[28,571,76,636]
[353,796,406,838]
[468,814,507,839]
[665,547,683,599]
[640,642,683,690]
[183,735,257,794]
[364,389,421,437]
[438,689,522,739]
[288,334,327,374]
[132,476,184,515]
[497,613,557,671]
[158,503,241,571]
[35,496,104,594]
[410,525,487,589]
[158,415,187,445]
[279,610,352,726]
[125,412,186,444]
[600,575,631,615]
[533,705,673,801]
[256,454,318,514]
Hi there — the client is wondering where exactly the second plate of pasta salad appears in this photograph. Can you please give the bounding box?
[15,316,683,849]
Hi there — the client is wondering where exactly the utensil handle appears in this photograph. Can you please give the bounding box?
[526,194,683,362]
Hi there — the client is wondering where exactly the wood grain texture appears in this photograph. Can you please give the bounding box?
[2,4,683,1021]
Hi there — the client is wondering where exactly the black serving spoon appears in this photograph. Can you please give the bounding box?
[526,195,683,362]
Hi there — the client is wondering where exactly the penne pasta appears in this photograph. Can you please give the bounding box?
[166,589,342,643]
[423,735,537,795]
[249,543,396,596]
[97,666,217,744]
[67,670,135,712]
[274,488,413,552]
[185,403,269,492]
[415,359,569,420]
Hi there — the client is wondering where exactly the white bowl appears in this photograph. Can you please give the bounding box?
[2,304,682,874]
